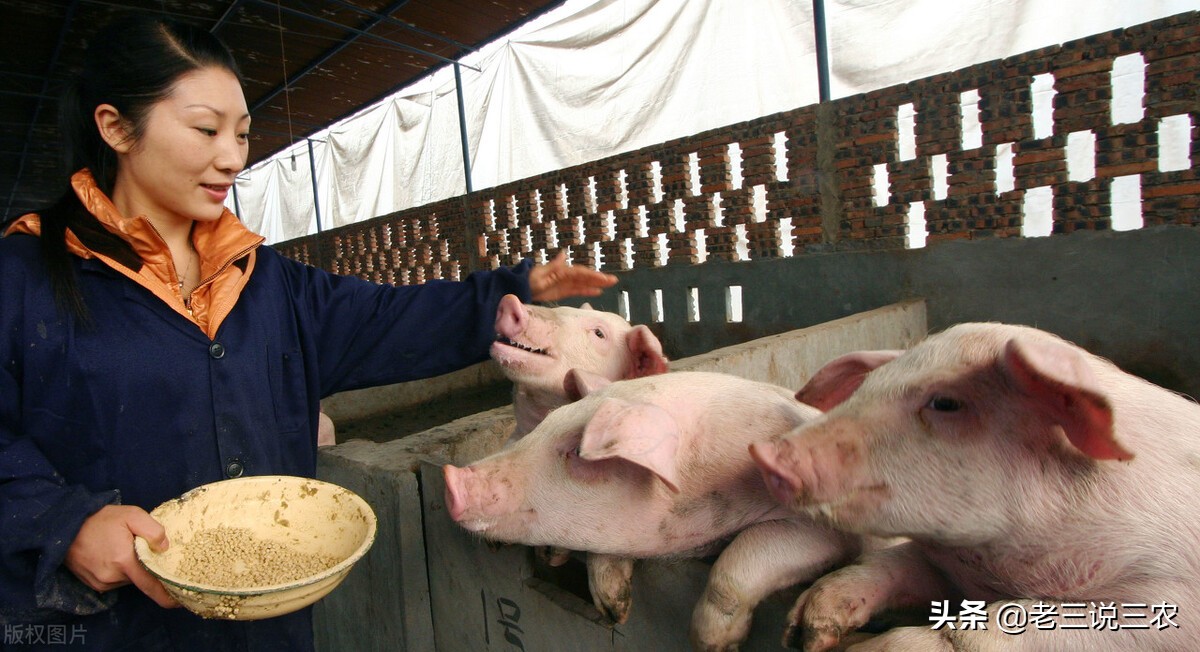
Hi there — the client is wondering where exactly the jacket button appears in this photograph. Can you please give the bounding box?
[225,459,244,478]
[209,342,226,359]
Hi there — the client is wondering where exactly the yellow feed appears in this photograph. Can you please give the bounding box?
[175,526,338,587]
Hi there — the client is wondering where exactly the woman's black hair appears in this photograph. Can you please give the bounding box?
[36,14,243,319]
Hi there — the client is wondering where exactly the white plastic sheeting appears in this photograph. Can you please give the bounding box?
[230,0,1194,244]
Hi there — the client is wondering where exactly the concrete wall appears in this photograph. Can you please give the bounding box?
[582,225,1200,400]
[320,359,504,424]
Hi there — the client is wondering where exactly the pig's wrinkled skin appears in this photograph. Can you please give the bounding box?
[444,370,871,650]
[490,294,669,441]
[751,323,1200,651]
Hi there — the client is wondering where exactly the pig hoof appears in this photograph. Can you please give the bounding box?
[587,554,634,624]
[594,596,631,625]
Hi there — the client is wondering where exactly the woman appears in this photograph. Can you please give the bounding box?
[0,14,615,650]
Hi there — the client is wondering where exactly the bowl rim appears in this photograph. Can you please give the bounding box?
[134,475,378,596]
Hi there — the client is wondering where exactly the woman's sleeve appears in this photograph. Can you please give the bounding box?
[293,256,535,397]
[0,364,121,621]
[0,238,120,621]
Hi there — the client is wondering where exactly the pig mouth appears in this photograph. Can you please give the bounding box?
[455,509,537,537]
[491,336,554,367]
[494,335,549,355]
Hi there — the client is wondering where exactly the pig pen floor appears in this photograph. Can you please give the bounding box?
[333,382,514,443]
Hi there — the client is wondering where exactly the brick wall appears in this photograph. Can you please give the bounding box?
[274,11,1199,283]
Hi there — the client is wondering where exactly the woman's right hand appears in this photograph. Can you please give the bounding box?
[64,504,179,608]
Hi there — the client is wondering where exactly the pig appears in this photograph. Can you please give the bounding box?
[443,370,873,650]
[490,293,669,441]
[490,294,670,567]
[750,322,1200,651]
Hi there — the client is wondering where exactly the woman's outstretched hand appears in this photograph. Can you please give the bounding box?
[528,251,618,302]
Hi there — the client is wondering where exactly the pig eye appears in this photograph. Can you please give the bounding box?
[927,396,963,412]
[592,328,606,339]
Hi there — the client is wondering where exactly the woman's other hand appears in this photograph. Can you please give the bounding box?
[528,251,618,302]
[65,505,179,608]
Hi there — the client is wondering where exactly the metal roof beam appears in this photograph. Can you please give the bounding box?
[5,0,80,217]
[320,0,473,52]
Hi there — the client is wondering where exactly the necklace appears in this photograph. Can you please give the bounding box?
[176,247,199,297]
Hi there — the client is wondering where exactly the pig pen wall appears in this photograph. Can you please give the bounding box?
[291,10,1200,426]
[591,223,1200,401]
[312,301,927,652]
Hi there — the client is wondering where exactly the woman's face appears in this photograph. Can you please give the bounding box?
[109,66,250,227]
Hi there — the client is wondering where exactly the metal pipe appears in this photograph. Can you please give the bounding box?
[231,182,242,220]
[454,62,473,194]
[813,0,831,103]
[306,138,323,234]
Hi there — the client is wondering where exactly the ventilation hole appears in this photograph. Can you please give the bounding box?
[1111,53,1146,125]
[1032,73,1055,140]
[961,90,983,150]
[1066,130,1096,182]
[1159,114,1193,172]
[907,202,927,249]
[1021,186,1053,237]
[873,163,890,207]
[726,286,743,323]
[931,154,949,201]
[1111,175,1142,231]
[995,143,1016,194]
[898,103,917,161]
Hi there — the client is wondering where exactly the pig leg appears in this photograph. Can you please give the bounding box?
[690,519,860,652]
[790,541,956,652]
[586,553,635,623]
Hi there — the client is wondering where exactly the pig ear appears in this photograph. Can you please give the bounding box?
[795,350,903,410]
[580,302,595,311]
[626,325,669,378]
[1002,338,1133,461]
[564,368,613,401]
[580,397,681,493]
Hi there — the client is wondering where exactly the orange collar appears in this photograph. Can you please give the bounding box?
[6,170,264,338]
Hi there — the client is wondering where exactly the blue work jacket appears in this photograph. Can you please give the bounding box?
[0,175,533,650]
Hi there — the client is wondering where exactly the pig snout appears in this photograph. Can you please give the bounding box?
[442,464,521,532]
[494,294,528,340]
[443,464,470,522]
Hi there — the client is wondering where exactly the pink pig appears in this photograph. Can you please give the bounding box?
[490,294,668,440]
[443,370,871,650]
[751,323,1200,651]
